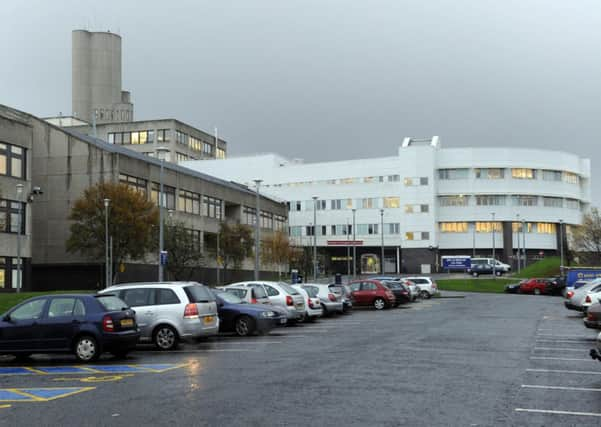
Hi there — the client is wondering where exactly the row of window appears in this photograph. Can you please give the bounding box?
[176,130,217,156]
[0,142,26,179]
[438,168,580,183]
[439,195,581,209]
[289,198,427,211]
[439,222,557,234]
[0,257,22,289]
[272,174,403,188]
[108,130,164,145]
[241,207,287,230]
[290,223,418,238]
[0,199,25,234]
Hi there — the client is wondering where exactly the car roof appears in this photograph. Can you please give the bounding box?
[104,281,205,289]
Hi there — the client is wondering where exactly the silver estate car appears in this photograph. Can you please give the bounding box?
[301,283,344,315]
[100,282,219,350]
[225,281,305,321]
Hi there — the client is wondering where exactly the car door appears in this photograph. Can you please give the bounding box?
[361,281,378,303]
[37,297,80,350]
[263,284,282,307]
[119,288,156,339]
[0,298,48,351]
[349,282,362,304]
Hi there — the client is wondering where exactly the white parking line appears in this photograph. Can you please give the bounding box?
[152,349,260,353]
[533,347,589,352]
[530,356,593,362]
[535,339,593,344]
[200,341,283,345]
[536,334,592,339]
[522,384,601,392]
[526,368,601,375]
[515,408,601,417]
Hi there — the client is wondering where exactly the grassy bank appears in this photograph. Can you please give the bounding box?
[514,257,560,278]
[0,291,92,314]
[437,278,514,294]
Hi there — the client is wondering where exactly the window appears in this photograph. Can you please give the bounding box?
[512,196,537,207]
[383,197,400,208]
[439,222,468,233]
[357,224,379,235]
[203,142,213,155]
[243,206,256,225]
[157,289,180,305]
[0,143,26,179]
[0,199,25,234]
[202,196,223,219]
[420,177,429,186]
[405,232,414,240]
[543,197,563,208]
[340,178,357,184]
[405,204,429,213]
[121,288,154,307]
[151,183,175,210]
[119,174,147,195]
[404,177,428,186]
[405,231,429,240]
[261,211,273,229]
[0,257,6,288]
[157,129,169,142]
[385,223,400,235]
[360,198,376,209]
[315,200,327,210]
[475,168,504,179]
[476,222,503,233]
[189,136,203,152]
[536,223,557,234]
[216,148,226,159]
[331,199,342,210]
[178,190,201,215]
[512,222,533,233]
[48,298,77,318]
[542,170,562,181]
[320,225,327,236]
[476,195,505,206]
[364,176,375,183]
[438,168,469,180]
[183,285,216,302]
[290,226,302,237]
[361,282,377,291]
[176,130,188,146]
[130,131,151,145]
[186,229,202,251]
[176,152,189,162]
[566,199,580,209]
[512,168,536,179]
[10,299,46,321]
[439,196,468,207]
[346,199,353,209]
[306,225,315,236]
[387,175,400,182]
[563,172,579,184]
[264,285,280,297]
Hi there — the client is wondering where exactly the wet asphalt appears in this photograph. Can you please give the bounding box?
[0,292,599,427]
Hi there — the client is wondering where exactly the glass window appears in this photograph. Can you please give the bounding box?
[151,183,176,210]
[361,282,377,291]
[536,223,557,234]
[264,285,279,296]
[420,177,429,186]
[421,231,430,240]
[512,168,536,179]
[542,170,562,181]
[543,197,563,208]
[184,285,215,302]
[385,223,400,235]
[512,196,537,207]
[157,129,169,142]
[438,169,469,180]
[178,190,201,215]
[0,142,26,179]
[119,174,147,195]
[48,298,76,318]
[476,222,503,233]
[73,299,87,316]
[360,198,375,209]
[122,132,131,144]
[121,288,154,307]
[439,222,468,233]
[383,197,400,208]
[439,196,468,207]
[405,232,414,240]
[202,196,222,219]
[10,299,46,321]
[512,222,533,233]
[475,168,505,179]
[476,195,505,206]
[563,172,579,184]
[0,199,25,234]
[330,199,342,210]
[157,289,181,305]
[566,199,580,209]
[387,175,400,182]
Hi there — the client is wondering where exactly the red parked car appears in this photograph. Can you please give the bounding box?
[519,278,548,295]
[348,280,396,310]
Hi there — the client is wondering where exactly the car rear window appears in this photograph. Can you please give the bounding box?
[216,291,244,304]
[409,278,428,284]
[279,282,299,295]
[96,295,128,311]
[384,282,400,289]
[302,286,319,297]
[225,288,248,299]
[250,285,268,299]
[184,285,216,303]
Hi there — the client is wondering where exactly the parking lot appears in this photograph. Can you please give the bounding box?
[0,293,599,427]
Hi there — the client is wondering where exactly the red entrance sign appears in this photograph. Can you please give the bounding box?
[327,240,363,246]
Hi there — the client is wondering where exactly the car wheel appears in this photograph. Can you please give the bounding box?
[420,290,430,299]
[74,335,100,362]
[472,272,479,277]
[235,315,255,337]
[495,271,502,276]
[373,298,386,310]
[534,288,541,296]
[153,325,179,350]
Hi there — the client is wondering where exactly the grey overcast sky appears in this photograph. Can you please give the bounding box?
[2,0,600,202]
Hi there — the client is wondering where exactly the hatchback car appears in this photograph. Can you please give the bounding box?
[221,285,271,305]
[565,282,601,312]
[292,284,323,321]
[348,280,396,310]
[382,281,411,305]
[0,294,140,362]
[404,277,438,299]
[211,290,287,336]
[584,301,601,329]
[330,284,353,313]
[518,278,549,295]
[302,283,344,316]
[100,282,219,350]
[225,282,305,321]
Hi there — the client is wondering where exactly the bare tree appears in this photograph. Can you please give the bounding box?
[570,207,601,265]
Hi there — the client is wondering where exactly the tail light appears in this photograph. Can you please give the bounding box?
[251,297,258,304]
[328,293,336,302]
[286,295,293,306]
[102,315,114,332]
[307,298,314,308]
[184,303,199,318]
[566,291,574,299]
[585,295,592,304]
[588,312,595,320]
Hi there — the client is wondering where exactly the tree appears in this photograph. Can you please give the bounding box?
[289,245,313,282]
[261,230,293,279]
[164,220,204,280]
[206,223,254,281]
[66,182,159,282]
[570,207,601,265]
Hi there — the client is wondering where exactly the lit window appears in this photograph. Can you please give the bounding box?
[383,197,400,208]
[512,222,533,233]
[0,143,26,179]
[405,232,414,240]
[536,223,557,234]
[512,168,536,179]
[475,168,505,179]
[439,222,468,233]
[475,222,503,233]
[563,172,579,184]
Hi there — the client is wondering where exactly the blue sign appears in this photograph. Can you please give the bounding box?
[442,256,471,271]
[160,250,168,265]
[566,269,601,287]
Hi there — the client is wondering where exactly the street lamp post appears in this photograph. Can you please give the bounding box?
[156,146,170,282]
[491,212,496,278]
[559,219,564,273]
[380,209,384,274]
[346,218,350,279]
[516,214,521,274]
[472,221,476,258]
[104,198,110,288]
[312,196,318,281]
[15,184,24,293]
[352,208,357,278]
[254,179,263,280]
[522,219,527,268]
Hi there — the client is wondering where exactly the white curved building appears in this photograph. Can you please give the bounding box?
[182,137,590,274]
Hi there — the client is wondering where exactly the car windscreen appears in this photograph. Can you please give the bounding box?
[215,291,244,304]
[96,295,128,311]
[409,278,427,284]
[328,285,343,294]
[302,286,319,297]
[278,282,299,295]
[184,285,216,303]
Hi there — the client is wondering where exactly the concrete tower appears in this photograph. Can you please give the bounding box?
[72,29,134,124]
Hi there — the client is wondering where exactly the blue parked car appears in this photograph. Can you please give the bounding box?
[211,289,287,336]
[0,294,140,362]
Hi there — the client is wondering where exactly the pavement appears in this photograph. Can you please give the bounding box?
[0,293,600,426]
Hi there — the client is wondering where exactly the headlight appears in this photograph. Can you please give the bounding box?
[260,311,276,318]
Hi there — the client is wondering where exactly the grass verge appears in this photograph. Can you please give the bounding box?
[0,291,93,314]
[514,257,560,278]
[437,278,515,294]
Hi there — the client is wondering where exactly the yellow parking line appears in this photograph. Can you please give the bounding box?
[131,363,188,373]
[74,366,104,374]
[5,389,46,402]
[44,387,95,401]
[22,367,49,375]
[0,404,11,409]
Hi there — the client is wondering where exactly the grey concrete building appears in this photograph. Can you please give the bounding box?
[1,104,287,291]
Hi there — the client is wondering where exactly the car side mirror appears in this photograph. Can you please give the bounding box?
[2,314,11,322]
[218,301,224,308]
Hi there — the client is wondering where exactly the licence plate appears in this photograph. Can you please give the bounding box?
[203,316,215,324]
[120,318,134,328]
[279,318,286,324]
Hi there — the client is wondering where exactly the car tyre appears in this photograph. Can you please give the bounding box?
[534,288,541,296]
[235,315,255,337]
[420,290,431,299]
[495,271,502,276]
[373,298,386,310]
[74,335,100,362]
[153,325,179,350]
[472,272,479,277]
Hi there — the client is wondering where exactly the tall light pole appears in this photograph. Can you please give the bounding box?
[254,179,262,280]
[522,219,527,268]
[380,209,385,274]
[559,219,564,273]
[15,184,24,293]
[472,221,476,257]
[156,146,170,282]
[104,198,110,288]
[312,196,318,280]
[346,218,350,279]
[516,214,521,274]
[491,212,496,278]
[352,208,357,278]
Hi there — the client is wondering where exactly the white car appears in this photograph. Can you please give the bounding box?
[565,280,601,313]
[292,285,323,321]
[581,289,601,313]
[224,281,305,321]
[404,277,438,299]
[300,283,344,315]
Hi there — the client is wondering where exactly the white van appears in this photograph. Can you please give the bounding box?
[467,258,511,276]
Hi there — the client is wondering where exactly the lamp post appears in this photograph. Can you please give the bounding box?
[156,146,170,282]
[253,179,263,280]
[559,219,564,273]
[346,218,350,279]
[472,221,476,258]
[516,214,521,274]
[104,198,110,288]
[491,212,496,278]
[15,184,24,293]
[312,196,318,280]
[380,209,384,274]
[352,208,357,278]
[522,219,527,268]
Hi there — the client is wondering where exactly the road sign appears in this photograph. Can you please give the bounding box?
[327,240,363,246]
[160,250,168,265]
